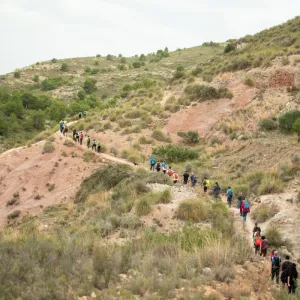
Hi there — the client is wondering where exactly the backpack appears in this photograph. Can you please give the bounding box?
[227,189,232,197]
[156,162,161,168]
[174,173,179,180]
[150,158,155,165]
[255,237,262,246]
[167,169,173,176]
[262,239,269,250]
[272,256,281,268]
[244,202,250,212]
[206,180,211,187]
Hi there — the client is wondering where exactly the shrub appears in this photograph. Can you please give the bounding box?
[124,110,143,119]
[154,189,172,204]
[51,58,58,63]
[244,78,255,87]
[63,139,74,147]
[214,266,235,282]
[33,75,39,82]
[132,61,143,68]
[279,110,300,132]
[83,150,97,162]
[106,54,113,60]
[139,136,152,144]
[43,141,55,153]
[176,65,184,71]
[177,131,199,144]
[135,197,151,216]
[13,71,21,79]
[257,175,284,195]
[153,145,198,162]
[184,84,233,101]
[252,204,279,223]
[224,43,236,53]
[264,225,284,247]
[60,63,69,72]
[83,78,97,94]
[176,199,208,222]
[151,130,172,143]
[75,164,133,203]
[41,77,66,91]
[259,118,277,131]
[7,210,21,219]
[6,198,18,206]
[292,118,300,142]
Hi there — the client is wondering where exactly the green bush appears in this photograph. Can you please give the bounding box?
[132,61,144,68]
[279,110,300,132]
[51,58,58,63]
[176,65,184,71]
[60,63,69,72]
[244,78,255,87]
[83,78,97,94]
[106,54,113,61]
[14,72,21,78]
[252,204,279,223]
[151,130,172,143]
[33,75,39,82]
[43,141,55,153]
[41,77,67,91]
[176,199,208,222]
[139,136,152,144]
[177,131,199,144]
[184,84,233,101]
[292,118,300,142]
[259,118,277,131]
[224,43,236,53]
[153,145,198,162]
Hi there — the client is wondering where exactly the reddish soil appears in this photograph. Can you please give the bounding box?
[0,134,107,227]
[164,80,257,140]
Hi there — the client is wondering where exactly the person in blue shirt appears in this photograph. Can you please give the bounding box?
[226,187,233,207]
[149,156,156,171]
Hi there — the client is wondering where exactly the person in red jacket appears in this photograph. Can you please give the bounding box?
[240,199,250,224]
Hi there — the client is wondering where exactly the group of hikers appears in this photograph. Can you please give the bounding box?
[149,156,198,186]
[59,121,102,153]
[149,155,298,294]
[252,223,298,294]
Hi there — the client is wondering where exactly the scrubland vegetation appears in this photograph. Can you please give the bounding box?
[0,164,252,298]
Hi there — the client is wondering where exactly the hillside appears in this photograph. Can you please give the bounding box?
[0,16,300,299]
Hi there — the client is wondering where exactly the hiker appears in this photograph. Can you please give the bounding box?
[269,249,276,260]
[252,223,261,237]
[63,124,68,136]
[173,172,179,184]
[237,192,245,209]
[72,129,77,141]
[161,161,167,174]
[86,136,91,148]
[213,182,221,198]
[75,132,80,143]
[253,232,262,255]
[149,156,156,171]
[183,170,190,184]
[190,172,197,187]
[79,132,83,145]
[288,263,298,294]
[78,112,82,119]
[226,186,233,207]
[271,251,281,284]
[260,235,269,257]
[59,120,64,133]
[167,166,174,177]
[92,140,97,151]
[203,177,210,193]
[281,255,293,288]
[156,162,161,172]
[83,111,87,117]
[97,141,101,153]
[240,198,250,224]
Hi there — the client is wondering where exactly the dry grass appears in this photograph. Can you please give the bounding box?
[176,199,208,222]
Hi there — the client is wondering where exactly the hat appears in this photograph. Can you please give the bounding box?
[274,251,278,256]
